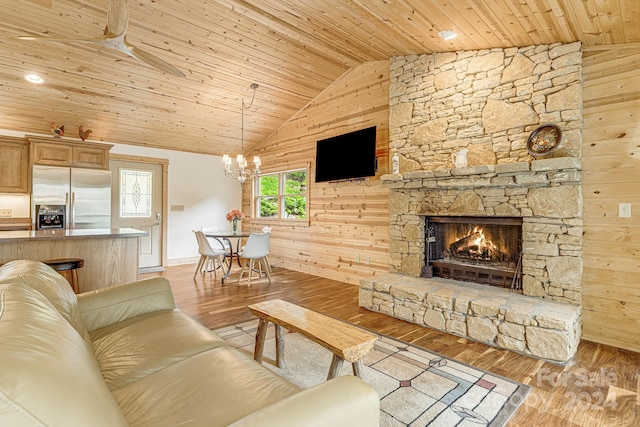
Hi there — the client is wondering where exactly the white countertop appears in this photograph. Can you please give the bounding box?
[0,228,147,243]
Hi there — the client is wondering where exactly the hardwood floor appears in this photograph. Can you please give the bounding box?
[143,264,640,426]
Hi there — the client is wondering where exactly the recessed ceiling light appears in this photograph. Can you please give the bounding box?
[24,73,44,84]
[437,30,458,41]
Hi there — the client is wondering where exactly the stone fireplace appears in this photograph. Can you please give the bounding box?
[426,215,523,289]
[384,157,583,304]
[359,42,584,363]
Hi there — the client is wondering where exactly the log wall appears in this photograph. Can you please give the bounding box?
[581,45,640,352]
[242,61,391,285]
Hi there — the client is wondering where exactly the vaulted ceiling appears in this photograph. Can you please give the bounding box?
[2,0,638,156]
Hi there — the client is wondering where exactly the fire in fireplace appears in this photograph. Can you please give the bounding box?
[449,226,505,261]
[425,216,523,290]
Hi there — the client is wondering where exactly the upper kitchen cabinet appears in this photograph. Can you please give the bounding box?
[0,137,29,193]
[28,137,113,170]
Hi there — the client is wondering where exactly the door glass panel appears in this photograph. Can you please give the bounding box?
[120,169,152,218]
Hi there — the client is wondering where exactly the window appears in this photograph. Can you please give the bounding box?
[120,169,152,218]
[255,168,307,221]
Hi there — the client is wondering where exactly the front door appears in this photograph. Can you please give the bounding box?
[110,159,163,270]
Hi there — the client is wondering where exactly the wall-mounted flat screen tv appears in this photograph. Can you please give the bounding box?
[315,126,377,183]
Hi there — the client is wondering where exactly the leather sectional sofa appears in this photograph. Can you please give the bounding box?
[0,260,379,426]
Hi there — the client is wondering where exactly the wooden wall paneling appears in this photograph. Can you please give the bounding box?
[243,60,390,286]
[581,44,640,352]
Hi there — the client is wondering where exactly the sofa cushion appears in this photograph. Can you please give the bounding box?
[0,283,128,427]
[0,259,89,341]
[91,309,229,389]
[113,346,300,426]
[78,276,177,332]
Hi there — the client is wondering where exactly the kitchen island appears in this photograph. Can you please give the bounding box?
[0,228,147,292]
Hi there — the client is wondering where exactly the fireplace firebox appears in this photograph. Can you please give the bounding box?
[425,216,523,290]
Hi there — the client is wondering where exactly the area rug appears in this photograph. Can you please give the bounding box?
[213,320,529,426]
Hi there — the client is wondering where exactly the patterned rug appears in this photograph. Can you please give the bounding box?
[214,320,529,426]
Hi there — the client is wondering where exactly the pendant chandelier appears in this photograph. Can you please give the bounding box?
[222,83,261,184]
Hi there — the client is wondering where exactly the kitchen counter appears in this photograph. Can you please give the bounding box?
[0,217,31,231]
[0,228,148,292]
[0,227,146,242]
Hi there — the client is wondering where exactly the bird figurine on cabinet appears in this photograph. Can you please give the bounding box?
[78,126,92,141]
[50,122,64,137]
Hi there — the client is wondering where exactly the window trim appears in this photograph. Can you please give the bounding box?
[252,163,310,227]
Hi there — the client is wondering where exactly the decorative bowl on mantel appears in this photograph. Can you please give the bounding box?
[527,124,562,157]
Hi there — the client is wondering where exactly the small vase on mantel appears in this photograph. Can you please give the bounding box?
[232,218,239,234]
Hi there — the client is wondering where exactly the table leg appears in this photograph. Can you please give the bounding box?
[218,237,234,283]
[327,355,345,380]
[352,360,365,378]
[254,319,268,363]
[235,238,243,267]
[275,325,286,369]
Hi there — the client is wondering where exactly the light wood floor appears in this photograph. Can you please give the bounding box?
[143,264,640,426]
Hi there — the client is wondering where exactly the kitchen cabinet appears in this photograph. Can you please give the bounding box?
[0,137,29,193]
[28,137,113,170]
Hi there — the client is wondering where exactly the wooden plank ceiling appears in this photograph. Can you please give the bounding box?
[1,0,638,156]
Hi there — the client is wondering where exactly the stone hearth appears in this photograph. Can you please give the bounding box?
[360,273,581,363]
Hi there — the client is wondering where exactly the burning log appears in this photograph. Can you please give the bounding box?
[450,231,482,253]
[448,226,506,262]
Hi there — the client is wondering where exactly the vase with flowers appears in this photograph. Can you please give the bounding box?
[226,209,245,234]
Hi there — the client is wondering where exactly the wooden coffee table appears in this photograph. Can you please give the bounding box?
[247,299,378,380]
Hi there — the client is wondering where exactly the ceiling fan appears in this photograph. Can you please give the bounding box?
[18,0,185,77]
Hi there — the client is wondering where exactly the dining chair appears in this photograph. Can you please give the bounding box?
[193,230,227,280]
[237,232,271,286]
[201,226,232,253]
[260,226,273,274]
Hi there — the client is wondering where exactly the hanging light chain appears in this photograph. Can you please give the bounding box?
[222,83,261,184]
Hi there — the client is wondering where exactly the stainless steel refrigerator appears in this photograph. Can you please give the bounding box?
[32,165,112,229]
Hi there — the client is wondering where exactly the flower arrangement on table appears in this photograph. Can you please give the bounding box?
[226,209,245,234]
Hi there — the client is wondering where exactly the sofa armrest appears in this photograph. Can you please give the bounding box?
[229,376,379,427]
[77,277,176,332]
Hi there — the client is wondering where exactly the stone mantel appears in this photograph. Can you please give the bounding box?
[381,157,581,190]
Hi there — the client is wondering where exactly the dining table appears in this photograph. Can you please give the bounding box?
[204,231,252,282]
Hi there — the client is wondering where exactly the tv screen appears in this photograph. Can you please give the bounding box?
[315,126,377,183]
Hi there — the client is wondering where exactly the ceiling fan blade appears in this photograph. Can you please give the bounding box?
[16,35,107,43]
[125,43,186,77]
[17,0,183,78]
[106,0,128,37]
